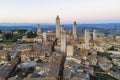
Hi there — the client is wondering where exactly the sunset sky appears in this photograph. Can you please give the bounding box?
[0,0,120,23]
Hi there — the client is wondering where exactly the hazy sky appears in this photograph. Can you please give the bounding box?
[0,0,120,23]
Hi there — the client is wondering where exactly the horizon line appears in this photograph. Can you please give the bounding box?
[0,22,120,25]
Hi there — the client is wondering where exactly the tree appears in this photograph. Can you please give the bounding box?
[3,32,13,40]
[26,31,37,38]
[2,32,18,43]
[97,51,112,61]
[12,29,27,34]
[108,46,117,51]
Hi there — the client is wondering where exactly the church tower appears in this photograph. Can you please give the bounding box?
[56,15,61,38]
[61,31,66,53]
[37,24,41,35]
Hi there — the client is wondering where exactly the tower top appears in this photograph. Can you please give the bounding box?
[74,21,76,23]
[85,29,90,32]
[37,24,41,33]
[56,15,60,19]
[37,24,40,27]
[93,30,97,32]
[73,21,77,25]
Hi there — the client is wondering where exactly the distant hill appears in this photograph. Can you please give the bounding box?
[0,23,120,35]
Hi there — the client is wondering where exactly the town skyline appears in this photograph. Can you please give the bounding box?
[0,0,120,80]
[0,15,119,80]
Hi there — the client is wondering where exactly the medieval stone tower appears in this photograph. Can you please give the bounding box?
[61,31,66,53]
[56,15,61,38]
[73,21,77,35]
[93,30,97,40]
[37,24,41,35]
[85,29,90,47]
[43,32,47,41]
[61,25,64,32]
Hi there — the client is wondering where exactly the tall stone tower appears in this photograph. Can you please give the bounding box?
[37,24,41,35]
[85,29,90,47]
[61,25,64,32]
[93,30,97,40]
[56,15,61,38]
[73,21,77,35]
[43,32,47,41]
[67,45,73,57]
[61,31,66,53]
